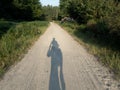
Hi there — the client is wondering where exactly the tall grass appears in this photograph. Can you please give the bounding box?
[0,21,49,76]
[58,22,120,79]
[0,21,16,38]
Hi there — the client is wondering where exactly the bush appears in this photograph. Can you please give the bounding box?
[0,21,16,38]
[59,21,120,78]
[102,5,120,49]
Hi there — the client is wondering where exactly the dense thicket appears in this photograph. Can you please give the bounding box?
[60,0,119,23]
[0,0,43,20]
[60,0,120,49]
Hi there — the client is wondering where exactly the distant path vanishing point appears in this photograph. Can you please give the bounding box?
[0,22,119,90]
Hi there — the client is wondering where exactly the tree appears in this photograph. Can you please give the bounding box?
[42,5,59,20]
[0,0,14,19]
[13,0,43,20]
[60,0,120,47]
[0,0,43,20]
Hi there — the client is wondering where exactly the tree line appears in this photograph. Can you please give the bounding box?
[60,0,120,49]
[42,5,59,20]
[0,0,59,21]
[60,0,120,23]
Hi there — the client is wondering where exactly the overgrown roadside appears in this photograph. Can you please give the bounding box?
[57,22,120,79]
[0,21,49,76]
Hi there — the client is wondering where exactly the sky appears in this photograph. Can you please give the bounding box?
[40,0,59,6]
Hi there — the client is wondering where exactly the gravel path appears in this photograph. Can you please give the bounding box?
[0,22,119,90]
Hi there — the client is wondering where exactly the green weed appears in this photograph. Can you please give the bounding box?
[59,22,120,79]
[0,21,49,76]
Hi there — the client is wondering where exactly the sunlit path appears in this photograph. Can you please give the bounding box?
[0,22,119,90]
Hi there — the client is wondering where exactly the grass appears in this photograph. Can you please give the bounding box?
[58,21,120,79]
[0,21,16,38]
[0,21,49,76]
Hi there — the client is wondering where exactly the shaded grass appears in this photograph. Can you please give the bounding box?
[0,21,16,38]
[0,21,49,76]
[58,22,120,79]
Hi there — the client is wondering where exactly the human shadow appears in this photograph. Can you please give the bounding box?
[47,38,65,90]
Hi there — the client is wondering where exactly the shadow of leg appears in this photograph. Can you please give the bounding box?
[49,62,60,90]
[60,67,65,90]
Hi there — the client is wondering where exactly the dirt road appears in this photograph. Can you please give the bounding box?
[0,22,119,90]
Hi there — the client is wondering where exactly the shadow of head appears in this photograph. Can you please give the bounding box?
[47,38,63,66]
[47,38,59,57]
[51,38,59,48]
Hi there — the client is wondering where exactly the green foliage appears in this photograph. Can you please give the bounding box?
[60,0,120,48]
[59,0,67,17]
[0,21,16,38]
[60,0,116,22]
[105,5,120,46]
[0,21,49,75]
[0,0,43,20]
[59,22,120,78]
[42,5,59,20]
[0,0,60,21]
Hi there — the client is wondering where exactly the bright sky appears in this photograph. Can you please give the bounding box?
[40,0,59,6]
